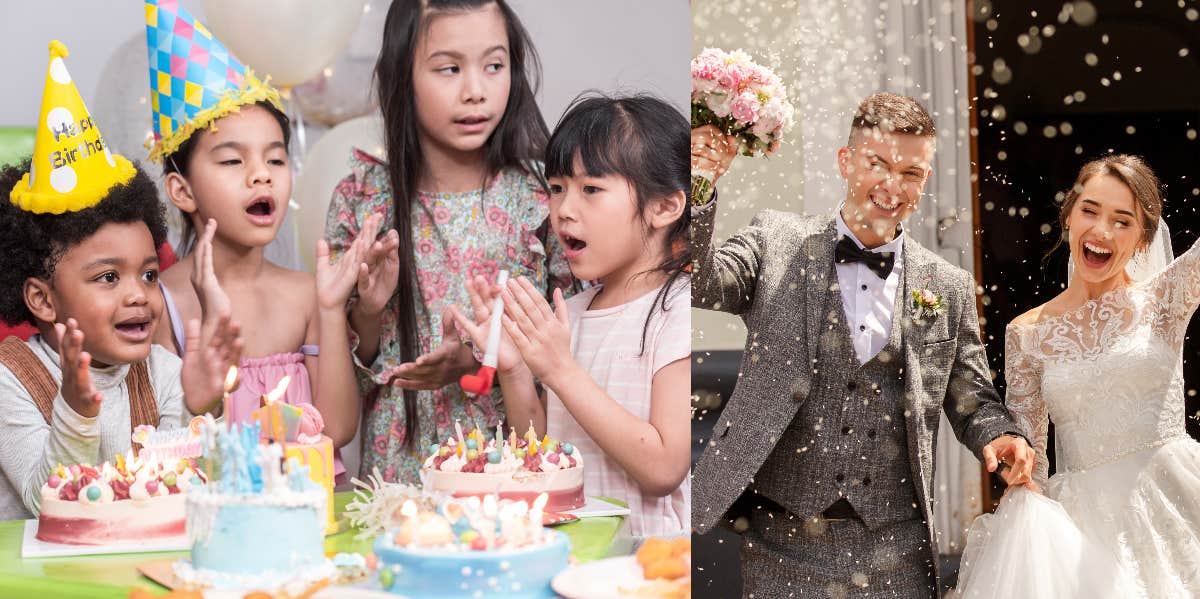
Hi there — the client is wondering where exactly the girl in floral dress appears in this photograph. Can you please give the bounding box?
[324,0,572,483]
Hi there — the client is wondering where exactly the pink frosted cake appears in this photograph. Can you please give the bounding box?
[35,420,207,546]
[36,457,204,545]
[420,426,585,512]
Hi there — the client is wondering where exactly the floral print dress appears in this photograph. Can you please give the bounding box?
[324,149,574,483]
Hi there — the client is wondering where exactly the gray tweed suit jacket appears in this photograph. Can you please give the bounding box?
[691,206,1023,564]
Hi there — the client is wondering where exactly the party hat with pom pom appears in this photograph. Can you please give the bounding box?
[9,41,136,215]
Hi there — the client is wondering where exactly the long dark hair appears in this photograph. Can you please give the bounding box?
[375,0,548,443]
[544,93,691,355]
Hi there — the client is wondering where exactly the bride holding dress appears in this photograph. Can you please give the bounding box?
[954,154,1200,598]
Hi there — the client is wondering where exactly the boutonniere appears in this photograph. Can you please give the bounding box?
[911,289,946,320]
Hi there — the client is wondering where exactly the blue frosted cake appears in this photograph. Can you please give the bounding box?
[173,419,336,592]
[371,495,570,598]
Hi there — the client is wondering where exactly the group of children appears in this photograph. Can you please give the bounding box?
[0,0,689,537]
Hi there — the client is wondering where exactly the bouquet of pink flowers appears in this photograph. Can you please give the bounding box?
[691,48,794,199]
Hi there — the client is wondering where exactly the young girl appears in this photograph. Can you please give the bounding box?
[325,0,573,483]
[453,94,691,537]
[146,1,370,480]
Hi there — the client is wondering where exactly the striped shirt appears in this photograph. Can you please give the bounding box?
[545,276,691,537]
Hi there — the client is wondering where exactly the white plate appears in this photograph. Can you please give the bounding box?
[21,519,189,558]
[552,555,646,599]
[566,497,631,519]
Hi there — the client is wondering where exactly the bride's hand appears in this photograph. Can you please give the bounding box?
[691,125,738,185]
[1002,479,1043,498]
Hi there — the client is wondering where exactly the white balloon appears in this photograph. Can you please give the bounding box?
[293,113,385,273]
[202,0,368,87]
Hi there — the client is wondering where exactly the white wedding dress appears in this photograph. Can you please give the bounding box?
[954,236,1200,598]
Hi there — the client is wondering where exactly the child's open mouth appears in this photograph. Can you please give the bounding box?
[1081,240,1113,268]
[114,316,152,343]
[560,233,587,258]
[245,196,276,225]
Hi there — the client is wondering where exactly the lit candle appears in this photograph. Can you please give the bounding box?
[222,366,239,425]
[399,500,418,547]
[482,494,498,549]
[529,493,548,542]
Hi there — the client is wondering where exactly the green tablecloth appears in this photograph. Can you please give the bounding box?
[0,492,627,598]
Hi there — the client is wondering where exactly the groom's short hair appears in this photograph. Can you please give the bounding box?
[848,93,937,145]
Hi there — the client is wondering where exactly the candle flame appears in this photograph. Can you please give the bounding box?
[223,366,239,392]
[400,499,418,519]
[265,376,291,404]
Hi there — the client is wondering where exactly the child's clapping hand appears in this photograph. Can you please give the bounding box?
[317,212,381,312]
[189,219,231,342]
[501,277,575,384]
[351,213,401,318]
[180,314,243,415]
[449,275,523,375]
[55,318,102,418]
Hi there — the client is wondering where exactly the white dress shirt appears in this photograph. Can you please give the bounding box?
[834,208,905,365]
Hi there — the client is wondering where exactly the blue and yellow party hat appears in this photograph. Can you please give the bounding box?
[144,0,281,162]
[10,41,136,215]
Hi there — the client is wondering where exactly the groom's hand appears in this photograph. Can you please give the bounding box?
[982,434,1035,486]
[691,125,738,185]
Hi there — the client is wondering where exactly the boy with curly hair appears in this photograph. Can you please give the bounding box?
[0,42,241,519]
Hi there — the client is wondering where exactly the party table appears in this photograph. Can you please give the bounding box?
[0,491,629,598]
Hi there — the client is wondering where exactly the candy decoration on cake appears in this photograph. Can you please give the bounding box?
[9,40,136,215]
[143,0,282,162]
[35,451,205,546]
[420,422,585,511]
[172,418,337,592]
[460,270,509,395]
[369,493,570,598]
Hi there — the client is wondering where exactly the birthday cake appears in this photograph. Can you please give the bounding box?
[35,421,207,546]
[421,425,585,512]
[36,457,203,546]
[173,419,336,592]
[371,495,570,599]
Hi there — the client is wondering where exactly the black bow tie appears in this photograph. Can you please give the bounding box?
[835,235,895,279]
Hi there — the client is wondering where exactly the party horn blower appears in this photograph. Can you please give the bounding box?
[460,270,509,395]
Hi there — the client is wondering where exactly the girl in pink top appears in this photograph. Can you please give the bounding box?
[455,94,691,536]
[152,102,386,483]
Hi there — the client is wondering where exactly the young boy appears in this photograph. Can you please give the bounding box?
[0,41,241,520]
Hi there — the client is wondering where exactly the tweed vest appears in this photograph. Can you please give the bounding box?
[753,261,921,530]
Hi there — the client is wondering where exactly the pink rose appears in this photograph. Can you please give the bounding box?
[298,403,325,438]
[921,290,938,305]
[730,91,760,123]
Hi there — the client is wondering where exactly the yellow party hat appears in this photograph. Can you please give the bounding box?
[9,41,136,215]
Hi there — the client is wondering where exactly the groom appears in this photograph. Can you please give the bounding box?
[691,92,1035,597]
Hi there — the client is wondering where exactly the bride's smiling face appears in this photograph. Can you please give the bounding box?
[1066,174,1147,284]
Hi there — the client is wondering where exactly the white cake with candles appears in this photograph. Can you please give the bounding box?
[371,494,570,598]
[420,423,585,512]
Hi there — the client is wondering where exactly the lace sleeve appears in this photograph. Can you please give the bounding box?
[1147,236,1200,347]
[1004,324,1050,487]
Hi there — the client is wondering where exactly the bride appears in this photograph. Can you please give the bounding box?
[954,154,1200,598]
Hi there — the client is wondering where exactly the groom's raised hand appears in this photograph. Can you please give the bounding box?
[691,125,739,185]
[982,434,1035,487]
